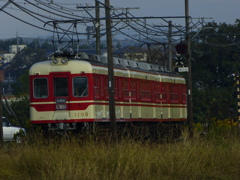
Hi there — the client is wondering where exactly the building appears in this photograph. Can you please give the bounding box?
[0,44,27,64]
[124,52,148,61]
[3,53,15,63]
[9,45,27,54]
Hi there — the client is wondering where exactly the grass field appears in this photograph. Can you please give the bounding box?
[0,126,240,180]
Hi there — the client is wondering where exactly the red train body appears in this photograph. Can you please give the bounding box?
[29,52,187,137]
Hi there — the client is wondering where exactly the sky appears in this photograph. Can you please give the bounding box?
[0,0,239,39]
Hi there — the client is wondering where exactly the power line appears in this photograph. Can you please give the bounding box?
[0,0,210,49]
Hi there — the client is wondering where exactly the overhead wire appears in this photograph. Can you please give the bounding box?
[2,8,91,36]
[1,0,175,42]
[126,10,186,37]
[33,0,88,18]
[24,0,85,20]
[110,8,186,45]
[2,9,54,33]
[111,13,168,44]
[10,0,58,21]
[197,34,240,47]
[1,0,95,36]
[43,0,87,13]
[1,0,188,46]
[124,11,169,35]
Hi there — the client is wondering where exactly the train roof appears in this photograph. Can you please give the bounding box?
[29,51,185,80]
[59,51,182,75]
[75,52,168,71]
[76,52,185,78]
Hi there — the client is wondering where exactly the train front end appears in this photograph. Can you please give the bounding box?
[29,55,94,132]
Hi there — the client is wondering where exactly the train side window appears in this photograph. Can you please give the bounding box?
[130,80,137,101]
[140,80,151,102]
[34,78,48,98]
[54,77,68,97]
[161,83,167,102]
[73,77,88,97]
[181,85,187,103]
[94,76,100,99]
[100,76,105,98]
[155,82,161,102]
[123,79,129,101]
[170,85,179,103]
[105,78,109,99]
[114,77,118,100]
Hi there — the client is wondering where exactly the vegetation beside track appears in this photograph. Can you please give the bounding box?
[0,125,240,180]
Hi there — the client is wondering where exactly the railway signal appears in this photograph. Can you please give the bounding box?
[174,55,189,72]
[174,55,184,66]
[174,42,189,73]
[175,42,188,54]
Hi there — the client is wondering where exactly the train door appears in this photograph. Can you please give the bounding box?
[122,78,130,120]
[130,79,137,119]
[154,82,161,119]
[51,74,71,121]
[161,82,168,120]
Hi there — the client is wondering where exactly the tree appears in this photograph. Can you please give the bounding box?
[2,70,30,129]
[8,47,47,74]
[116,41,121,49]
[28,39,40,49]
[3,47,47,96]
[0,38,17,51]
[41,40,52,50]
[11,70,29,95]
[191,20,240,122]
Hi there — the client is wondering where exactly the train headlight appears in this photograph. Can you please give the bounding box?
[53,58,58,64]
[61,58,68,64]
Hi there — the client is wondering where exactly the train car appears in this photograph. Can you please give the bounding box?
[29,51,187,138]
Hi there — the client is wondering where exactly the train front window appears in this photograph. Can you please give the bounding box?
[73,77,88,97]
[34,78,48,98]
[54,77,68,97]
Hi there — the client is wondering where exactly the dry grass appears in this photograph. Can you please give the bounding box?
[0,128,240,180]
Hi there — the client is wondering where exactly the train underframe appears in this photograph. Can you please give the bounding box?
[35,120,185,141]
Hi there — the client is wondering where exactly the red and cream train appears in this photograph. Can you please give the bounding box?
[29,51,187,138]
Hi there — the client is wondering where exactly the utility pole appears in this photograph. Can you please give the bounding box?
[236,75,240,127]
[185,0,194,138]
[168,21,172,72]
[95,1,101,55]
[0,83,2,147]
[0,70,4,147]
[76,2,101,55]
[16,32,20,76]
[105,0,117,136]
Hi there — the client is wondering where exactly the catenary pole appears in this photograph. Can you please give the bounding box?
[237,75,240,127]
[185,0,194,138]
[105,0,117,136]
[0,70,4,147]
[95,1,101,55]
[168,21,172,72]
[0,83,3,147]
